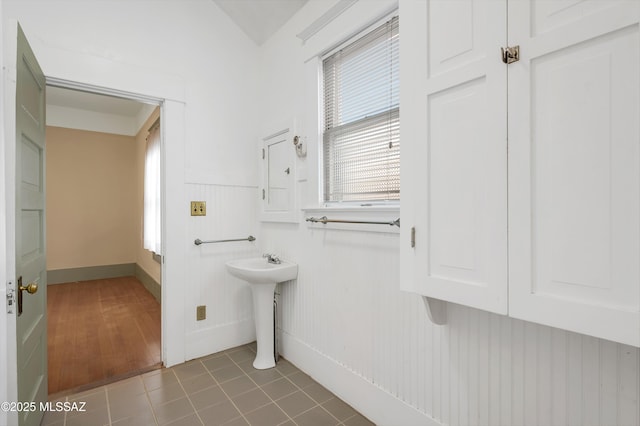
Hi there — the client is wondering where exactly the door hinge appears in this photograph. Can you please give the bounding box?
[262,148,265,159]
[410,227,416,248]
[6,282,15,314]
[262,188,265,200]
[501,45,520,64]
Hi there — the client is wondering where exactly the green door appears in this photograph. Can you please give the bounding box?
[15,24,47,426]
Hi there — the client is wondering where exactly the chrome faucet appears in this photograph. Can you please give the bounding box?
[262,253,281,264]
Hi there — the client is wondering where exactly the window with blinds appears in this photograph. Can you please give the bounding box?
[323,15,399,203]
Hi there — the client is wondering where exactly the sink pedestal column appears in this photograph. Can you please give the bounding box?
[250,282,277,369]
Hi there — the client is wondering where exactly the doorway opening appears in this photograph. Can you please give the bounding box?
[44,84,164,396]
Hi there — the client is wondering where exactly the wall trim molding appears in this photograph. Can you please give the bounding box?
[47,263,161,302]
[47,263,136,284]
[135,264,161,303]
[296,0,358,43]
[280,332,439,426]
[185,319,256,361]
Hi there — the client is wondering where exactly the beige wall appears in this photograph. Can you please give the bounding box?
[46,126,137,270]
[135,108,161,284]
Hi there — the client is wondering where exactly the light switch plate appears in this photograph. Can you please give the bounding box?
[191,201,206,216]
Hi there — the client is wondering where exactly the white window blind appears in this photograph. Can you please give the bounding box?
[323,15,399,203]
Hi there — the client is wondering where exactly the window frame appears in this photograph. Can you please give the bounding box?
[319,12,400,208]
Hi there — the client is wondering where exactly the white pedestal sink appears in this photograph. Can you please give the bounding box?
[225,257,298,369]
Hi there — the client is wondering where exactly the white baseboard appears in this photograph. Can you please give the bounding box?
[185,318,256,362]
[279,332,440,426]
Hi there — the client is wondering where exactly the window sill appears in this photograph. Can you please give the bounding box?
[302,205,400,234]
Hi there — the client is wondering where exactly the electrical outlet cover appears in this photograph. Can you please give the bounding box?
[196,305,206,320]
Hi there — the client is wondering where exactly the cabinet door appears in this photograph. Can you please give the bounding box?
[509,1,640,346]
[400,0,508,314]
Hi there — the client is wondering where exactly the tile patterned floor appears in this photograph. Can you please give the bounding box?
[41,343,375,426]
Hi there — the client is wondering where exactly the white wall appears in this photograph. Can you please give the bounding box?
[184,183,260,359]
[257,1,640,425]
[1,0,262,411]
[5,0,260,187]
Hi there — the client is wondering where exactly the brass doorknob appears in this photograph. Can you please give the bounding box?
[19,282,38,294]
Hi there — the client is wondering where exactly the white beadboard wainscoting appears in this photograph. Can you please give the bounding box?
[185,183,261,360]
[263,225,640,426]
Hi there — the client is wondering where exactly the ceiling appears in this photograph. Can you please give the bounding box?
[213,0,308,45]
[46,86,156,136]
[47,86,146,117]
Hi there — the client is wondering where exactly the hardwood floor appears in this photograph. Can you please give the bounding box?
[47,276,161,395]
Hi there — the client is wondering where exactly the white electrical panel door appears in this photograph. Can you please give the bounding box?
[400,0,509,314]
[508,1,640,346]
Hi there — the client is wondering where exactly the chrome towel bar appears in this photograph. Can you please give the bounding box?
[306,216,400,228]
[194,236,256,245]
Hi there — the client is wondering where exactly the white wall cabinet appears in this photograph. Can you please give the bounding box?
[400,0,640,347]
[259,125,298,223]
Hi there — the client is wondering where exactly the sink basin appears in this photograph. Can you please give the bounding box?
[225,257,298,369]
[226,257,297,284]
